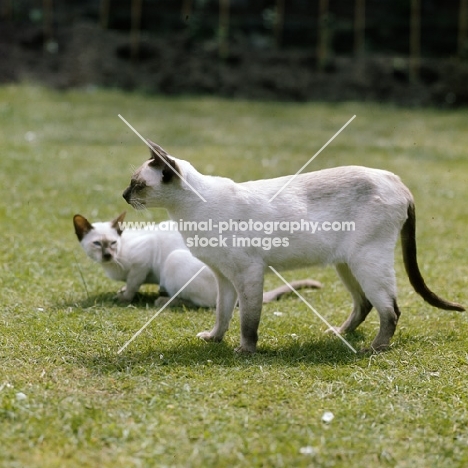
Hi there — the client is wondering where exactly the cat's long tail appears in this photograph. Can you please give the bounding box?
[262,279,322,303]
[401,202,464,311]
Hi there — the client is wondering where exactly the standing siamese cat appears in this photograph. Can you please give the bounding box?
[73,213,321,307]
[122,140,464,353]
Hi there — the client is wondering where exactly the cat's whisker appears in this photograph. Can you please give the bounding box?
[132,199,147,212]
[135,209,147,219]
[73,252,90,299]
[113,257,125,269]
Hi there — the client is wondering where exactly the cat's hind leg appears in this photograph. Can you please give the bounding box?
[154,295,207,309]
[161,250,217,308]
[348,250,401,352]
[332,262,373,334]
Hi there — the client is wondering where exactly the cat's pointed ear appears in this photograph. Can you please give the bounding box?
[147,139,180,184]
[73,214,93,241]
[147,139,170,163]
[111,211,126,236]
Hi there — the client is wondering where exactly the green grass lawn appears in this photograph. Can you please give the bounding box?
[0,85,467,467]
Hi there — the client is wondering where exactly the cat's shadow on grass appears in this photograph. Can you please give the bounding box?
[69,291,165,309]
[71,291,370,369]
[80,330,369,372]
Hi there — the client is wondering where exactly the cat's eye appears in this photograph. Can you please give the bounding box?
[92,241,101,247]
[110,241,117,246]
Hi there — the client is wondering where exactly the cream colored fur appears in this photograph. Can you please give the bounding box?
[122,140,463,353]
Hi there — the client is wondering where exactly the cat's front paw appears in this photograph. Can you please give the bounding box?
[196,331,223,342]
[234,344,256,354]
[115,287,134,304]
[325,326,343,335]
[154,296,170,308]
[115,295,131,304]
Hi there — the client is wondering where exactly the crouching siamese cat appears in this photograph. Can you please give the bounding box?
[73,213,322,307]
[122,140,464,353]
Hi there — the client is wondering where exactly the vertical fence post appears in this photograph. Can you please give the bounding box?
[317,0,329,70]
[182,0,193,22]
[131,0,142,63]
[274,0,285,48]
[2,0,13,20]
[354,0,365,57]
[409,0,421,82]
[100,0,110,29]
[43,0,53,44]
[459,0,468,59]
[219,0,230,58]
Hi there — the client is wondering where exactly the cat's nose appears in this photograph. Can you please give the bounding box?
[122,186,131,203]
[103,253,112,261]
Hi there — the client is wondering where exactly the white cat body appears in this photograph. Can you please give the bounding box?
[73,214,318,307]
[73,214,217,307]
[166,165,408,270]
[123,140,464,353]
[93,222,185,284]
